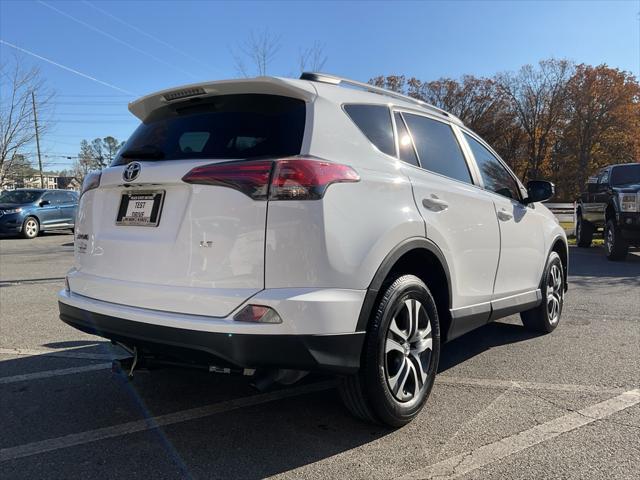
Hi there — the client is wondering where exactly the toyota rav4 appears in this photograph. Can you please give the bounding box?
[58,73,568,426]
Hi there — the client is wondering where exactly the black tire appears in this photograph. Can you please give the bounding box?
[605,219,628,261]
[339,274,440,427]
[575,214,593,248]
[521,251,564,333]
[21,216,40,239]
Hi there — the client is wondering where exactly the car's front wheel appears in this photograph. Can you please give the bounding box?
[339,274,440,427]
[605,219,628,261]
[21,217,40,239]
[521,251,564,333]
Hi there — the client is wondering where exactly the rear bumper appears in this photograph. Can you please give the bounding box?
[58,295,365,374]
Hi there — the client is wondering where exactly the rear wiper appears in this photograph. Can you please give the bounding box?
[120,145,165,160]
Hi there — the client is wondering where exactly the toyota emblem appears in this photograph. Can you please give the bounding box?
[123,162,142,182]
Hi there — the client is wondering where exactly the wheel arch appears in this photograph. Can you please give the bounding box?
[356,237,453,342]
[549,235,569,292]
[605,202,617,223]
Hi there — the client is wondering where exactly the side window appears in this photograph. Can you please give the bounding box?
[403,113,472,184]
[393,113,419,167]
[41,192,54,204]
[51,191,67,204]
[599,170,610,185]
[344,104,395,156]
[464,132,520,200]
[63,192,77,203]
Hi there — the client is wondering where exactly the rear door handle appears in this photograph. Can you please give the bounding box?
[497,208,513,221]
[422,195,449,212]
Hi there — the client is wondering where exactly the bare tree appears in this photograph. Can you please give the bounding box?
[232,30,281,77]
[73,136,125,184]
[0,57,54,186]
[298,42,327,73]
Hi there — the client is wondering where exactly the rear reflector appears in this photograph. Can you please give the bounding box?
[182,156,359,200]
[234,305,282,324]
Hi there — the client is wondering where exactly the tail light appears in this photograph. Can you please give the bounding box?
[80,171,102,197]
[182,156,359,200]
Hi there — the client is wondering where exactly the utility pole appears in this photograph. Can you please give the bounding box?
[31,90,44,188]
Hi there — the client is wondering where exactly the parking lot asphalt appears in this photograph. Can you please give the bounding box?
[0,233,638,480]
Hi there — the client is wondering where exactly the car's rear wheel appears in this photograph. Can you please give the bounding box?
[575,214,593,248]
[521,251,564,333]
[339,274,440,427]
[605,220,628,261]
[21,217,40,239]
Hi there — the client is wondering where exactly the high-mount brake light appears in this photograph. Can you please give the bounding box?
[182,157,360,200]
[80,171,102,197]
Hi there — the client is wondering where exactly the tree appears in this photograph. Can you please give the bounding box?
[73,136,125,183]
[495,59,574,181]
[298,42,327,73]
[557,64,640,198]
[232,29,281,77]
[0,57,53,186]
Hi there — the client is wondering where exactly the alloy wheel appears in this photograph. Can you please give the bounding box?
[546,264,563,325]
[384,298,433,402]
[606,226,614,254]
[25,219,38,238]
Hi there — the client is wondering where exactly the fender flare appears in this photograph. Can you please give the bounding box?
[546,234,569,292]
[355,237,452,332]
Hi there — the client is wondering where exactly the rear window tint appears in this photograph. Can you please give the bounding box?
[113,94,305,165]
[403,113,472,184]
[344,104,395,156]
[394,112,419,167]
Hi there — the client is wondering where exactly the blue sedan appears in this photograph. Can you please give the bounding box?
[0,189,78,239]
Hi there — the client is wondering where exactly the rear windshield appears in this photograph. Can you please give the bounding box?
[610,164,640,186]
[113,94,306,165]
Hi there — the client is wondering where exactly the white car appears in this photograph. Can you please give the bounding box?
[58,73,568,426]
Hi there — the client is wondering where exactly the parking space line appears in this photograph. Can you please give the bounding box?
[399,388,640,480]
[0,347,127,361]
[0,380,336,462]
[437,376,627,395]
[0,364,111,385]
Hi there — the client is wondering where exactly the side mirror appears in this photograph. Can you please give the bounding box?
[39,200,50,207]
[525,180,554,204]
[587,183,598,194]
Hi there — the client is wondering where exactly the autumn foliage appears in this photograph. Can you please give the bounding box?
[371,60,640,200]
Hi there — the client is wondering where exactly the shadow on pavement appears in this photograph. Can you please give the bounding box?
[439,322,538,373]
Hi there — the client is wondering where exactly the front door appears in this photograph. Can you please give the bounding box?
[37,192,62,226]
[461,131,546,311]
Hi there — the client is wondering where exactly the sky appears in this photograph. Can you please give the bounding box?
[1,0,639,172]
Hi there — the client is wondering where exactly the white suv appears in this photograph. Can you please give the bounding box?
[58,73,568,426]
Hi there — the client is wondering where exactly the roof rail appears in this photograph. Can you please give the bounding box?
[300,72,463,125]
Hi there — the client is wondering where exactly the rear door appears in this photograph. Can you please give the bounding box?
[72,93,307,317]
[397,111,501,334]
[58,191,77,225]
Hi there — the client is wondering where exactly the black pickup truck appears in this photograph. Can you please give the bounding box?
[575,163,640,261]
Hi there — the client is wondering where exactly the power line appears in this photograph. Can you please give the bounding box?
[82,0,216,73]
[38,0,200,80]
[0,39,135,95]
[53,100,128,107]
